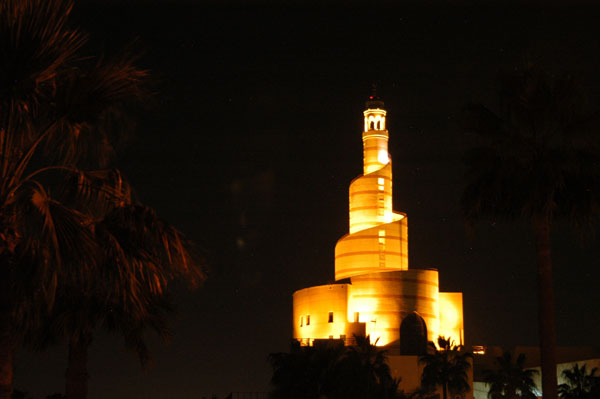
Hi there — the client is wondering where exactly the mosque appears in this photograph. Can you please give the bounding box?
[292,94,465,356]
[290,94,599,397]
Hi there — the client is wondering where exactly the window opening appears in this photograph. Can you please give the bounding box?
[379,230,386,267]
[378,193,385,216]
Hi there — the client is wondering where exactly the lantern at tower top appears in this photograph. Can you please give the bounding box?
[365,90,385,109]
[362,93,389,173]
[363,94,387,132]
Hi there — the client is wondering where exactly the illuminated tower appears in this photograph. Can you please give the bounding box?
[293,94,464,352]
[336,93,408,280]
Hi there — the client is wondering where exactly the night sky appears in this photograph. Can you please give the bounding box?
[13,1,600,398]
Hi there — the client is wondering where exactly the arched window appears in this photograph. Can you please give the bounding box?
[370,121,375,130]
[400,312,428,355]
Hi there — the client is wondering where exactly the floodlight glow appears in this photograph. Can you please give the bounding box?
[378,150,389,164]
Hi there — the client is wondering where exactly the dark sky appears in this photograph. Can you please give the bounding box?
[14,2,600,398]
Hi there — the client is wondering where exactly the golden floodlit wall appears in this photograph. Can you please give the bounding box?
[335,216,408,280]
[438,292,464,345]
[349,162,393,233]
[291,95,465,352]
[348,269,440,346]
[293,284,351,345]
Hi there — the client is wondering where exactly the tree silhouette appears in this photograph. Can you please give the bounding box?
[0,1,204,398]
[268,335,400,399]
[337,335,398,399]
[558,363,600,399]
[419,337,472,399]
[268,339,345,399]
[461,64,600,399]
[56,203,200,399]
[483,351,538,399]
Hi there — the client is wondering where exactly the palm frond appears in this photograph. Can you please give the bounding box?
[462,64,600,228]
[45,55,148,167]
[419,336,472,396]
[0,0,86,135]
[13,183,97,294]
[0,1,204,388]
[57,168,133,218]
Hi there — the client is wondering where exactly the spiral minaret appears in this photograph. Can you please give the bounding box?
[335,95,408,280]
[292,94,464,350]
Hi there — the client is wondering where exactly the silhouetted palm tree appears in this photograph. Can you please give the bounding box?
[483,351,538,399]
[0,2,203,398]
[558,363,600,399]
[269,339,346,399]
[461,64,600,399]
[9,391,32,399]
[337,335,397,399]
[419,337,472,399]
[52,202,200,399]
[269,336,399,399]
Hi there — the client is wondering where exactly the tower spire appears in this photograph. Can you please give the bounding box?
[362,90,388,174]
[365,83,384,109]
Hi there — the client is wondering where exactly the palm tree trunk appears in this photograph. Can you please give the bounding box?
[533,215,558,399]
[0,307,13,399]
[0,259,14,399]
[442,382,447,399]
[65,333,92,399]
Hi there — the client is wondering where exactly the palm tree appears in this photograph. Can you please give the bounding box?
[338,335,397,399]
[419,336,472,399]
[269,339,346,399]
[0,2,204,398]
[19,172,203,399]
[10,391,32,399]
[558,363,599,399]
[269,336,399,399]
[57,286,173,399]
[461,64,600,399]
[60,201,201,399]
[483,351,538,399]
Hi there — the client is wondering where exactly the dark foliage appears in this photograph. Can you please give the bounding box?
[0,1,204,398]
[558,363,600,399]
[419,337,472,399]
[268,336,401,399]
[483,351,538,399]
[460,64,600,399]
